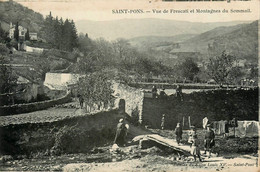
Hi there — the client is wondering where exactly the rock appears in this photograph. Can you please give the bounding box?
[0,155,13,163]
[52,165,62,171]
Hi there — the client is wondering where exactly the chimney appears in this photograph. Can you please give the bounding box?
[10,22,12,28]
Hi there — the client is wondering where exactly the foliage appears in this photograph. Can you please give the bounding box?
[9,39,18,50]
[14,22,19,41]
[175,58,200,81]
[41,12,78,52]
[0,23,10,44]
[51,123,114,155]
[78,33,93,54]
[227,66,244,85]
[0,43,9,54]
[75,37,174,82]
[112,38,131,60]
[249,66,258,81]
[207,51,238,85]
[77,71,115,110]
[0,1,44,33]
[25,28,30,41]
[0,55,18,94]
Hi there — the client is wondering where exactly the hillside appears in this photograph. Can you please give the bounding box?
[0,1,44,33]
[175,20,258,62]
[128,21,258,64]
[75,19,250,40]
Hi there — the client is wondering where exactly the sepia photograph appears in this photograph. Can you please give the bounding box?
[0,0,259,171]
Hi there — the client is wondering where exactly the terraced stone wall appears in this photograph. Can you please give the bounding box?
[0,109,124,156]
[0,91,71,116]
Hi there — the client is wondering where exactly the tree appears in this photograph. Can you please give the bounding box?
[176,58,200,81]
[69,20,78,50]
[42,12,55,45]
[112,38,130,60]
[14,22,19,41]
[25,29,30,41]
[78,33,93,54]
[77,71,114,111]
[0,23,10,44]
[207,51,237,85]
[41,12,79,52]
[53,17,63,49]
[227,66,243,85]
[249,66,258,80]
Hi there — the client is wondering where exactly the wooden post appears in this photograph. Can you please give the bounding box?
[183,116,185,128]
[188,116,191,128]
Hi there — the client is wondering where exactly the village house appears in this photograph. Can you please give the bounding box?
[8,22,38,51]
[9,22,27,40]
[29,32,38,41]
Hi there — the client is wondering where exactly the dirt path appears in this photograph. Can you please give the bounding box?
[63,153,258,172]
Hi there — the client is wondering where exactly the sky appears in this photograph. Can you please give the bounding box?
[4,0,260,22]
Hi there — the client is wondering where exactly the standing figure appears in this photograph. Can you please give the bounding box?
[175,123,183,145]
[124,124,130,142]
[204,124,215,158]
[114,118,127,146]
[176,85,183,101]
[78,95,84,109]
[190,134,202,162]
[188,126,196,146]
[152,85,158,98]
[202,117,208,129]
[161,114,165,130]
[224,120,229,138]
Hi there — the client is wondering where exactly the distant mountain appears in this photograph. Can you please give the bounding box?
[129,34,196,47]
[175,21,258,62]
[0,1,44,32]
[75,18,251,40]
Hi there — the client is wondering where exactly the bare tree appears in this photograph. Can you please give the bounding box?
[112,38,130,60]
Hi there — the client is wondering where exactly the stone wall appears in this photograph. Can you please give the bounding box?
[142,89,258,130]
[0,109,124,156]
[25,45,44,53]
[0,83,42,106]
[0,91,71,116]
[18,83,39,102]
[112,82,144,124]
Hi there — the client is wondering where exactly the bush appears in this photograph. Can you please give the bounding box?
[51,124,114,155]
[0,43,9,54]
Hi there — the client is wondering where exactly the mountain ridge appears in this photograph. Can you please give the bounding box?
[75,18,252,40]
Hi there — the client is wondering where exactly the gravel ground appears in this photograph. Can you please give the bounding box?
[1,144,257,172]
[63,155,258,172]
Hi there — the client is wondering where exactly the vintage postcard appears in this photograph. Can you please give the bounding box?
[0,0,259,171]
